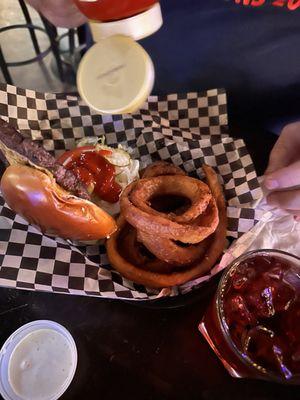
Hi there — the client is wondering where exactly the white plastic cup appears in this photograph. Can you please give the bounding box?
[0,320,78,400]
[76,3,162,114]
[77,35,154,114]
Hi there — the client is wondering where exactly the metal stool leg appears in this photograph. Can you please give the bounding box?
[18,0,41,55]
[69,29,75,56]
[68,28,75,67]
[77,25,88,57]
[0,46,13,85]
[40,16,65,82]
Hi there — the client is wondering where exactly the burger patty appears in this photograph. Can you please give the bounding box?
[0,118,91,200]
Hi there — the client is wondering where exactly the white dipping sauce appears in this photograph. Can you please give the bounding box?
[8,329,74,400]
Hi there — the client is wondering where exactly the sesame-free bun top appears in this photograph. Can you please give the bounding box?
[0,164,117,241]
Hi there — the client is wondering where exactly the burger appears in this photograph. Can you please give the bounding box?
[0,118,139,242]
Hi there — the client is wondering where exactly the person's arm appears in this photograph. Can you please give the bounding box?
[26,0,87,28]
[264,122,300,220]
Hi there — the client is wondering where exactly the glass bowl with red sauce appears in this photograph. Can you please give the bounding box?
[199,249,300,384]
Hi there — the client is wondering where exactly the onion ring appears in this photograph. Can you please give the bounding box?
[106,163,227,288]
[137,199,216,265]
[129,175,212,223]
[142,161,186,178]
[120,176,218,244]
[119,225,178,273]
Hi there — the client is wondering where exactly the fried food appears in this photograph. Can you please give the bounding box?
[129,175,213,223]
[120,176,218,244]
[141,161,186,178]
[137,227,213,266]
[106,163,227,288]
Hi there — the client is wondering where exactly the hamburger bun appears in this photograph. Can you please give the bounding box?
[0,164,117,241]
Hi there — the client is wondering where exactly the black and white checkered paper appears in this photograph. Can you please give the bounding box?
[0,83,262,300]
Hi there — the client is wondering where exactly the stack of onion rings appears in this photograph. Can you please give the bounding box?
[106,162,227,288]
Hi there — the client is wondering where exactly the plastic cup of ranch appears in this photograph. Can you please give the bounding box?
[76,1,163,114]
[0,320,77,400]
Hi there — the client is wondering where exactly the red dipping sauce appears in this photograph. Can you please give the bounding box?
[58,146,121,203]
[199,250,300,384]
[74,0,158,22]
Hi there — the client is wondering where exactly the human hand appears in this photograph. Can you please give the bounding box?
[264,122,300,220]
[26,0,87,28]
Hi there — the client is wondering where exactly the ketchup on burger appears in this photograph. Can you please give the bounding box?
[58,146,122,203]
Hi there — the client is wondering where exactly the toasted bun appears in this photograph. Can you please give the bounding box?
[0,164,117,240]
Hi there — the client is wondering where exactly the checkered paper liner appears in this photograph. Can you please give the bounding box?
[0,83,262,300]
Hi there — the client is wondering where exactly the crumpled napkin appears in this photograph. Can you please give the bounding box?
[219,176,300,269]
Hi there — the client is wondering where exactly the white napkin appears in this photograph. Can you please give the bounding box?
[219,176,300,268]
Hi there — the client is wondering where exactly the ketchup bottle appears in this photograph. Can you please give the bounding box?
[74,0,159,22]
[75,1,163,115]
